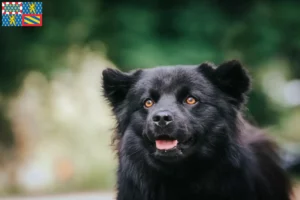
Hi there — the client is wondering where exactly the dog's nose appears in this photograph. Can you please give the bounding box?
[152,111,173,127]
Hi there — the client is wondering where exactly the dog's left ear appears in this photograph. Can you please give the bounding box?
[199,60,251,104]
[102,68,141,108]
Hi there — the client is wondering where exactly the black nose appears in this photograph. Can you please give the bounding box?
[152,111,173,127]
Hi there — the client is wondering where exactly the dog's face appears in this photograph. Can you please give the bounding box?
[102,60,250,167]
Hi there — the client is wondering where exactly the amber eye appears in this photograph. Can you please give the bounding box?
[185,96,197,105]
[144,99,154,108]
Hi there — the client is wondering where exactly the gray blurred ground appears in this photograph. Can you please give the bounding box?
[0,193,114,200]
[1,188,300,200]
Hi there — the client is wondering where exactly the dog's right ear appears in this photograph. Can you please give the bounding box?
[102,68,140,108]
[198,60,251,105]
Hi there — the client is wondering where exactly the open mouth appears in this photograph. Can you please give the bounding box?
[151,134,195,162]
[155,135,178,150]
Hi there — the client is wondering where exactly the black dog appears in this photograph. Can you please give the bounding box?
[102,60,292,200]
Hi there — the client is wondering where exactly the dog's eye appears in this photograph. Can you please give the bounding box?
[144,99,154,108]
[185,96,197,105]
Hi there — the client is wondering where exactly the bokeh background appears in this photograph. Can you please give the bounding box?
[0,0,300,198]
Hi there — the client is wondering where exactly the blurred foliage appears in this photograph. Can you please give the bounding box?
[1,0,300,126]
[0,105,14,149]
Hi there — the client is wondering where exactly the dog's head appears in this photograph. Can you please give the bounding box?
[102,60,251,167]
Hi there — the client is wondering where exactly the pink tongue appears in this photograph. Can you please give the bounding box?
[155,140,178,150]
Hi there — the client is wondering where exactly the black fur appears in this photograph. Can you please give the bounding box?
[102,60,292,200]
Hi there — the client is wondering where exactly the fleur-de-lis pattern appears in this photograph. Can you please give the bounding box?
[2,2,42,27]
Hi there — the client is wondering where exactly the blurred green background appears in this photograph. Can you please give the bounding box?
[0,0,300,196]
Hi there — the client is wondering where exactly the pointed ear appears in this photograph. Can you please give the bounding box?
[199,60,251,103]
[102,68,140,107]
[215,60,251,97]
